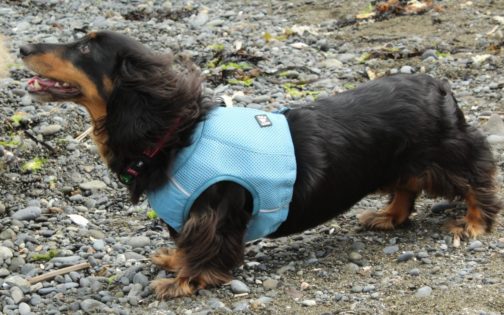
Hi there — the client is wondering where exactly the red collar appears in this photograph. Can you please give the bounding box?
[119,117,182,185]
[143,117,182,158]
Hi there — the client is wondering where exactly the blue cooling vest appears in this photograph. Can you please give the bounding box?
[147,106,297,242]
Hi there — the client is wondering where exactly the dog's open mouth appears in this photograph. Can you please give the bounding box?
[27,76,81,99]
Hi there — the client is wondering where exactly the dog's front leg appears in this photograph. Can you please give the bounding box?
[151,181,252,299]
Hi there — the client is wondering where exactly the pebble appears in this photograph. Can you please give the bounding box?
[409,268,421,276]
[93,239,106,251]
[0,245,13,260]
[4,275,31,293]
[10,286,24,304]
[301,299,317,306]
[11,206,42,221]
[363,284,376,292]
[415,286,432,298]
[18,302,31,315]
[79,180,107,190]
[483,114,504,135]
[230,280,250,294]
[351,285,363,293]
[397,251,415,262]
[400,65,415,74]
[468,240,483,251]
[39,124,62,136]
[262,278,279,290]
[80,299,110,313]
[383,245,399,254]
[128,236,151,248]
[51,256,83,266]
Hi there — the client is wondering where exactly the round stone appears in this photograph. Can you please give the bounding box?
[230,280,250,294]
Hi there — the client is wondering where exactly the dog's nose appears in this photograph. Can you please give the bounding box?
[19,44,35,57]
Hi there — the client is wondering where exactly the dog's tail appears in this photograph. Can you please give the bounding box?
[440,78,467,129]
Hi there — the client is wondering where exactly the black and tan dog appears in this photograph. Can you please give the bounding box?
[20,31,501,298]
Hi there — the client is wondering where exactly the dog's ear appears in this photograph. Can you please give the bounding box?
[105,53,172,156]
[104,53,203,157]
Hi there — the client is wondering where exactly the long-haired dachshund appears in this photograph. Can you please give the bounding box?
[20,31,501,298]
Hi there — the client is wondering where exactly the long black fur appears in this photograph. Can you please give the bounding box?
[21,31,501,297]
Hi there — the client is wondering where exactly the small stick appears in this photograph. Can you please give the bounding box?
[75,126,93,142]
[23,130,57,155]
[28,262,91,284]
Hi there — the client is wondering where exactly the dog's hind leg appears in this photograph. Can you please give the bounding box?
[359,190,417,230]
[446,185,501,242]
[359,178,420,230]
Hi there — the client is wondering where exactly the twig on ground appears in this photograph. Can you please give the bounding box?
[28,262,91,284]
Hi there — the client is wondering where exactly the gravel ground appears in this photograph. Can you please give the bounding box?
[1,0,504,314]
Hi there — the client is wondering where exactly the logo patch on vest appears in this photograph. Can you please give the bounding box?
[255,114,272,127]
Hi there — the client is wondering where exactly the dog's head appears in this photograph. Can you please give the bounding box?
[20,31,166,120]
[21,31,206,201]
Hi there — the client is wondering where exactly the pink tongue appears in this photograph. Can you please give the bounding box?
[28,76,57,88]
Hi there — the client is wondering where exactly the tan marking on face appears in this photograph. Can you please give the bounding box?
[103,75,113,95]
[88,32,97,39]
[24,52,107,121]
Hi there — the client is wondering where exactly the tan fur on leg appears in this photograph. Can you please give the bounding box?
[151,248,183,272]
[359,190,415,230]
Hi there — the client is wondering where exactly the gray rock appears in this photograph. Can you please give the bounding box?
[0,202,5,214]
[344,262,359,273]
[468,240,483,251]
[133,272,149,287]
[56,282,79,292]
[351,285,363,293]
[18,302,31,315]
[4,275,31,293]
[80,299,110,314]
[51,256,83,266]
[349,251,362,263]
[30,294,42,306]
[421,49,438,60]
[233,301,250,312]
[363,284,376,292]
[124,252,145,261]
[88,229,106,239]
[10,286,24,304]
[486,135,504,144]
[397,251,415,262]
[301,299,317,306]
[319,58,343,69]
[79,180,107,190]
[230,280,250,294]
[12,206,41,221]
[39,124,62,136]
[400,65,415,74]
[0,268,10,277]
[483,114,504,135]
[189,10,209,28]
[262,278,279,290]
[128,236,150,248]
[409,268,421,276]
[208,298,226,309]
[415,286,432,298]
[383,245,399,254]
[0,228,16,240]
[93,239,106,251]
[0,246,13,260]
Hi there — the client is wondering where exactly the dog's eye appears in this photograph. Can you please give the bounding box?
[79,44,90,54]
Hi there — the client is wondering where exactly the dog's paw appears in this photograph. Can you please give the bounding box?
[358,210,396,230]
[151,278,194,299]
[151,248,182,272]
[446,218,486,247]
